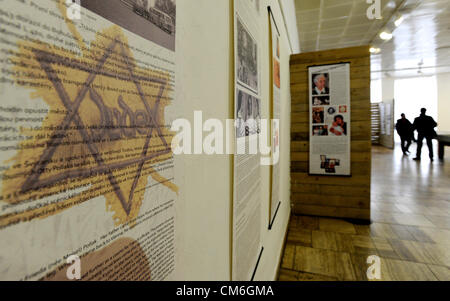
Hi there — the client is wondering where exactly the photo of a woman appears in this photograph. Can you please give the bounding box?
[329,115,347,136]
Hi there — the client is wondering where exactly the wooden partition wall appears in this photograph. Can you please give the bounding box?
[290,46,372,221]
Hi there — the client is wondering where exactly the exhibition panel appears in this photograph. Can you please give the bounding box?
[290,46,372,221]
[0,0,294,281]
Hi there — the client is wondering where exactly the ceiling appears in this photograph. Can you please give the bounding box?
[294,0,450,79]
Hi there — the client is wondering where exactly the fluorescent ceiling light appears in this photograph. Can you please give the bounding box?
[395,16,404,27]
[386,1,396,9]
[370,47,381,54]
[380,31,393,41]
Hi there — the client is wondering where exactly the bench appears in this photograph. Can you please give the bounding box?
[437,132,450,160]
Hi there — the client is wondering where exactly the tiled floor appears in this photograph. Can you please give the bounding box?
[279,144,450,281]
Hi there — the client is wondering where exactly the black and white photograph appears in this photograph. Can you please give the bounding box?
[325,107,337,124]
[312,73,330,95]
[236,16,259,93]
[327,107,336,115]
[236,89,261,138]
[81,0,176,51]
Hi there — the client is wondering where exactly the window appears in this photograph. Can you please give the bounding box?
[371,79,382,103]
[394,76,438,141]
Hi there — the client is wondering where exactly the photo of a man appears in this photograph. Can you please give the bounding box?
[312,73,329,95]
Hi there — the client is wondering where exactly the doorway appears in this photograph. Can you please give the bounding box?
[394,76,438,143]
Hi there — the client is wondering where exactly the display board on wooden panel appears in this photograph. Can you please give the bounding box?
[232,0,262,281]
[309,63,351,176]
[0,0,178,281]
[379,99,395,149]
[268,7,281,229]
[291,46,371,221]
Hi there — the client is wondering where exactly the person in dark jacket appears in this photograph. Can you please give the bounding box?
[396,113,413,155]
[413,108,438,161]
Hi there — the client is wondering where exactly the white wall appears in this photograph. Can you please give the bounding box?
[437,72,450,131]
[254,0,292,281]
[381,77,395,101]
[278,0,300,54]
[371,79,382,103]
[174,0,292,280]
[173,0,232,281]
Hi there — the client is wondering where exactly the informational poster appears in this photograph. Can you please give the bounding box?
[309,63,351,176]
[0,0,178,280]
[233,0,262,281]
[380,104,386,135]
[385,104,392,136]
[379,99,395,149]
[268,8,281,228]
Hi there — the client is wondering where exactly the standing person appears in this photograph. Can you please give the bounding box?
[413,108,438,161]
[395,113,413,155]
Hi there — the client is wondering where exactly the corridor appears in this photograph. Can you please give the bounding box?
[279,144,450,281]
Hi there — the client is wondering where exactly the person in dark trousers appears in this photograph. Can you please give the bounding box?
[413,108,438,161]
[396,113,414,155]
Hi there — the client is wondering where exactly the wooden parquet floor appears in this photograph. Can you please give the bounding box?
[279,144,450,281]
